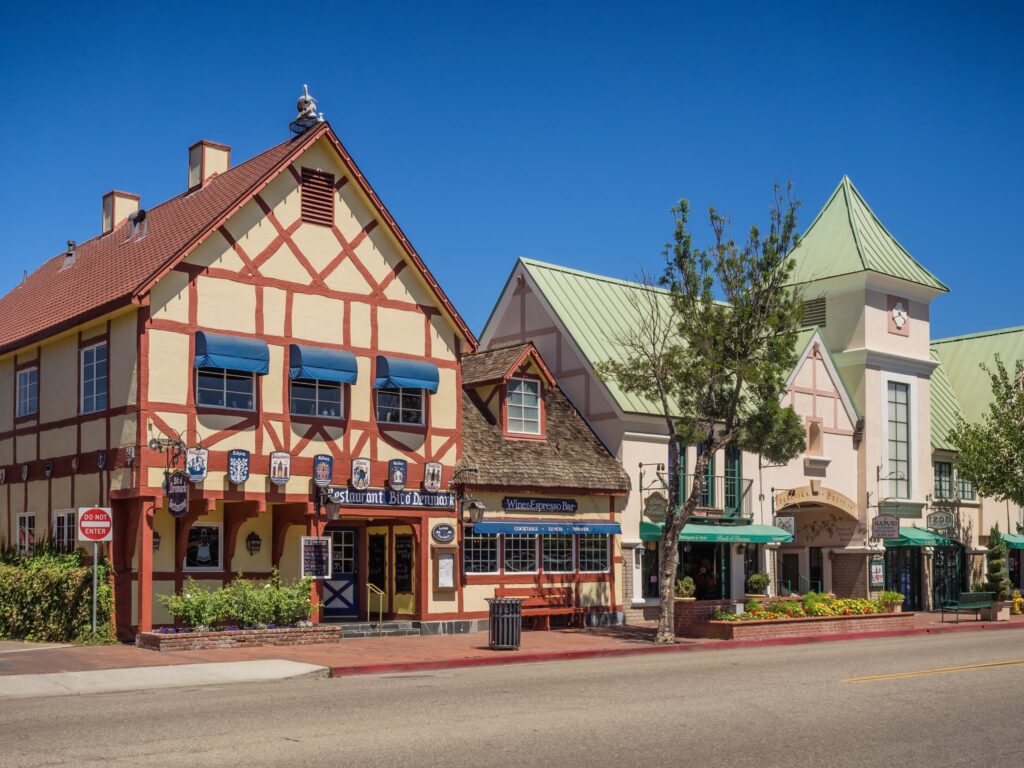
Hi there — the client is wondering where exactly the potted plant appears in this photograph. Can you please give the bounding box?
[983,525,1011,621]
[674,576,696,601]
[879,591,905,613]
[745,572,771,599]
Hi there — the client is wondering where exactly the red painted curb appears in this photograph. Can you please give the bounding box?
[327,619,1024,678]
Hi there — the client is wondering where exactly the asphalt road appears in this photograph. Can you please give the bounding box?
[3,631,1023,768]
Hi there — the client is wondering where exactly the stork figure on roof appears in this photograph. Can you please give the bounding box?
[290,84,325,135]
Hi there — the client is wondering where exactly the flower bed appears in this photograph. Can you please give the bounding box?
[693,611,915,641]
[137,624,341,651]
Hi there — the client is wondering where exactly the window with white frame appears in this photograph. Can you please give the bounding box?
[376,387,424,425]
[16,513,35,556]
[503,534,538,573]
[53,510,76,553]
[507,378,541,435]
[542,534,574,573]
[183,524,222,570]
[463,527,499,574]
[80,343,108,414]
[887,381,910,498]
[196,369,255,410]
[578,534,610,572]
[290,379,343,418]
[934,462,953,500]
[16,367,38,418]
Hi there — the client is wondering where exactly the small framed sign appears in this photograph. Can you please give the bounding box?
[872,514,900,540]
[433,548,457,592]
[869,555,885,590]
[301,536,332,579]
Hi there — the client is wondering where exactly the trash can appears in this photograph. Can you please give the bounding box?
[486,597,523,650]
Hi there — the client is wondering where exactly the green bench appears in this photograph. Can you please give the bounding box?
[940,591,994,623]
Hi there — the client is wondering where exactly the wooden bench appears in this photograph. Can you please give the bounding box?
[495,587,580,630]
[940,591,994,623]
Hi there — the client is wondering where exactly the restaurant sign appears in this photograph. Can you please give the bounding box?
[326,486,455,510]
[872,514,900,539]
[502,497,578,513]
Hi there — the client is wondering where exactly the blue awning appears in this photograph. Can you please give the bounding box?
[473,520,621,535]
[374,356,439,393]
[194,332,269,374]
[289,345,358,384]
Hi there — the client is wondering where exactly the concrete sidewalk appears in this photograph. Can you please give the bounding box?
[2,612,1022,698]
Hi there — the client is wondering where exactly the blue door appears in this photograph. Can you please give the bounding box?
[323,528,358,619]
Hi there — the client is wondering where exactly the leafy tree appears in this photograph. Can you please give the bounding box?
[986,525,1010,601]
[948,356,1024,509]
[598,184,806,643]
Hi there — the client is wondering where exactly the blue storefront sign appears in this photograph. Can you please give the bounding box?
[502,497,578,513]
[313,454,333,487]
[474,520,621,535]
[326,486,455,510]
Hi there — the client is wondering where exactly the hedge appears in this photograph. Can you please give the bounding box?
[160,571,315,631]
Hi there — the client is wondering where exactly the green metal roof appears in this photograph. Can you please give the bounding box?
[931,326,1024,425]
[640,520,792,544]
[787,176,948,292]
[929,350,962,451]
[883,526,952,548]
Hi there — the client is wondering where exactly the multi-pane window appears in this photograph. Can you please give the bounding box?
[542,535,574,573]
[697,442,715,507]
[503,534,538,573]
[463,528,499,574]
[725,445,742,513]
[887,382,910,498]
[196,369,255,410]
[958,473,976,501]
[507,378,541,435]
[376,387,424,425]
[16,514,35,556]
[290,380,343,418]
[934,462,953,500]
[80,343,108,414]
[578,535,610,572]
[16,367,38,418]
[53,510,76,553]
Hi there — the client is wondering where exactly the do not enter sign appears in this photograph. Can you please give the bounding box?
[77,507,113,542]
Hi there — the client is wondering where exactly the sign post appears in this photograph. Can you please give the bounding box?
[77,507,113,638]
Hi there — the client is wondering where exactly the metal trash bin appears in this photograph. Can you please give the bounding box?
[486,597,523,650]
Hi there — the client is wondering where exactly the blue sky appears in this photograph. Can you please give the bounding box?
[1,1,1020,339]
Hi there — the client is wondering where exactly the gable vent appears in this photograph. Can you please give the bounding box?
[801,297,826,328]
[300,168,335,227]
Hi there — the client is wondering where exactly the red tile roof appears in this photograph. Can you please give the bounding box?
[0,122,478,355]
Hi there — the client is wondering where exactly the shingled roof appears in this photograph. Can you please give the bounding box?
[0,121,477,354]
[458,363,630,493]
[461,342,554,387]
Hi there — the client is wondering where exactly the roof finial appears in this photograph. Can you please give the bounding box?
[290,84,325,135]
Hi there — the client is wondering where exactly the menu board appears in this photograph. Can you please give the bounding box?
[368,534,387,590]
[301,536,331,579]
[436,552,455,590]
[394,534,414,593]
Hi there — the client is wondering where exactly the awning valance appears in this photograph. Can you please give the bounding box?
[640,521,792,544]
[289,344,358,384]
[1002,532,1024,550]
[473,520,621,535]
[883,526,953,548]
[194,332,269,374]
[374,356,439,393]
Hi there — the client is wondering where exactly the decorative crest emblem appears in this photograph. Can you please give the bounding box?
[351,458,370,490]
[388,460,407,491]
[0,467,6,484]
[313,454,333,488]
[270,452,291,486]
[228,450,250,485]
[97,451,107,471]
[185,447,208,483]
[71,456,80,473]
[20,463,29,481]
[424,462,443,493]
[167,470,190,518]
[44,461,53,479]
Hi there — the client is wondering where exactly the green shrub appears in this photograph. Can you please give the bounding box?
[879,591,905,605]
[674,576,696,598]
[986,525,1011,601]
[745,572,771,594]
[160,571,315,631]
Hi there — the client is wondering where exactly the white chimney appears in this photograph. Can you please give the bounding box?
[102,191,140,235]
[188,140,231,190]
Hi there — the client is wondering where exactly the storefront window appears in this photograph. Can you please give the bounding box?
[377,387,424,425]
[933,461,953,499]
[290,379,342,418]
[503,534,538,573]
[542,534,574,572]
[742,544,761,588]
[53,510,76,553]
[197,369,255,410]
[642,542,660,598]
[184,524,222,570]
[578,535,609,572]
[16,513,35,556]
[463,528,499,573]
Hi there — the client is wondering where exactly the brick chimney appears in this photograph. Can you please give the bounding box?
[101,191,140,235]
[188,140,231,190]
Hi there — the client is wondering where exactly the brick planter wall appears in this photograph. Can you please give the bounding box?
[137,625,341,651]
[677,608,914,640]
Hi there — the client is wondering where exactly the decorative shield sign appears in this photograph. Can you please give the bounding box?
[270,452,291,485]
[351,458,370,490]
[388,460,407,491]
[872,514,900,540]
[20,463,28,481]
[167,470,190,518]
[313,454,333,487]
[927,510,956,531]
[643,492,668,523]
[0,467,6,484]
[424,462,442,493]
[97,450,106,471]
[228,449,250,485]
[185,447,208,483]
[774,516,796,538]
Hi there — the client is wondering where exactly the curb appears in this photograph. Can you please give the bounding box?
[327,619,1024,678]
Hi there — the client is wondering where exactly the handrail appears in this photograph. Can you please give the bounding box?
[367,583,385,630]
[681,474,753,518]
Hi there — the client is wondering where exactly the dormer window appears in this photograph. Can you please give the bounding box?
[507,378,541,435]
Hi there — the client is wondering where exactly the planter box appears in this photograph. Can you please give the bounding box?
[678,611,915,640]
[981,601,1011,622]
[137,625,342,651]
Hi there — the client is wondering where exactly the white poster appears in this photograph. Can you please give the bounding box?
[437,552,455,589]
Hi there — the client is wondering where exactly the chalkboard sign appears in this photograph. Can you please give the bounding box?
[301,536,332,579]
[394,534,414,594]
[368,534,387,590]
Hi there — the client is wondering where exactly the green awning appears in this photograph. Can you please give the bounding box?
[640,521,792,544]
[1002,533,1024,550]
[883,526,953,548]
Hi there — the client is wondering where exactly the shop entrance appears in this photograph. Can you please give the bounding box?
[678,542,728,600]
[885,547,922,611]
[323,528,359,619]
[932,545,966,606]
